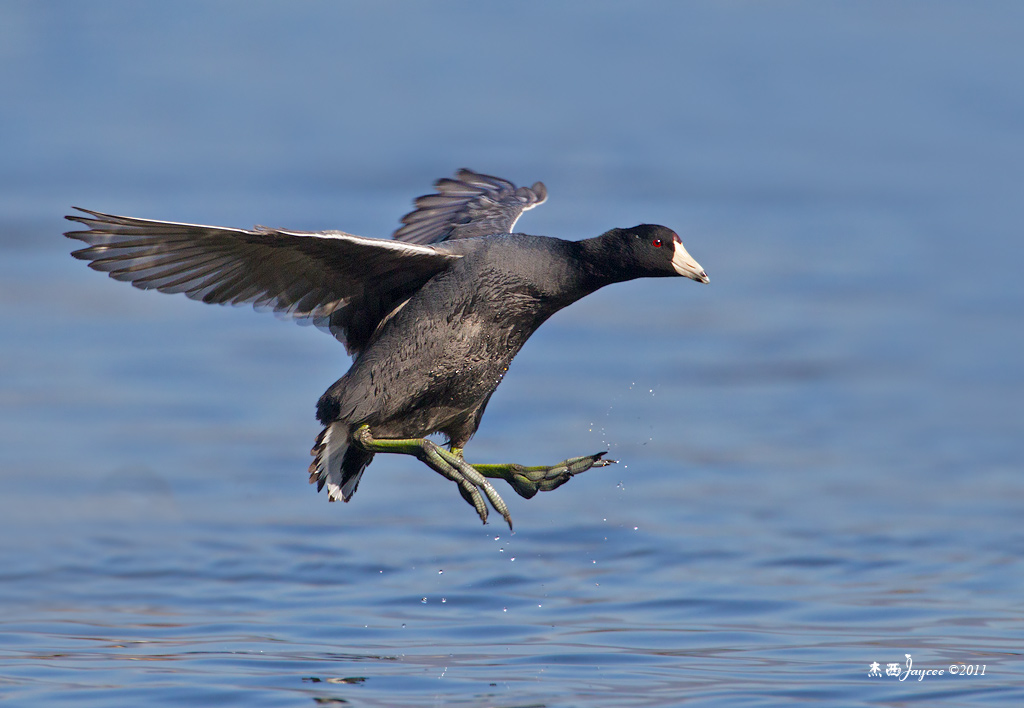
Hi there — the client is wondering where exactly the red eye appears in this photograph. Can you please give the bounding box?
[652,239,662,248]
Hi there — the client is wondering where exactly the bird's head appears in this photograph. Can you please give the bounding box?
[600,224,709,283]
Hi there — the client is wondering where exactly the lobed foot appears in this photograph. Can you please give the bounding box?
[473,452,615,500]
[438,446,513,530]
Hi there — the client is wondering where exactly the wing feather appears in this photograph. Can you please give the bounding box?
[392,169,547,244]
[65,208,460,355]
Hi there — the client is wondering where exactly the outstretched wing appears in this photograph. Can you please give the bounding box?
[392,168,547,244]
[65,208,460,356]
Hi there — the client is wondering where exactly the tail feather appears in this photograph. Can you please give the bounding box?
[309,422,374,502]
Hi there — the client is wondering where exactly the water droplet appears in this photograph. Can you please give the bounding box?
[633,526,638,531]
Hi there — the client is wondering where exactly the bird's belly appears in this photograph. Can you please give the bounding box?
[373,337,518,438]
[332,310,531,440]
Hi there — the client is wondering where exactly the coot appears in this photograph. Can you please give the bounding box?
[66,169,708,528]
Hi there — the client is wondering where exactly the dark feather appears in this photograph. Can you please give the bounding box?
[392,169,547,244]
[65,208,461,356]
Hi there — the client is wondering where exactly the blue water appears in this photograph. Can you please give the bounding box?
[2,2,1023,706]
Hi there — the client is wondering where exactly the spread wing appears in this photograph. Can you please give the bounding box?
[65,208,461,356]
[392,168,548,244]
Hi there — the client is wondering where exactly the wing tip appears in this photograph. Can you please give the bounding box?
[64,207,98,236]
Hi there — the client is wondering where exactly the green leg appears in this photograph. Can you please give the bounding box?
[469,452,615,500]
[353,426,512,530]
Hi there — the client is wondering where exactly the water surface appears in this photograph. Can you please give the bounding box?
[2,2,1022,706]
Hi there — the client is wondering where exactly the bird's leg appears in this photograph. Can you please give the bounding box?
[469,452,615,500]
[352,425,511,528]
[352,425,487,523]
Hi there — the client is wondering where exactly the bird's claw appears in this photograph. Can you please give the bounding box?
[503,451,614,499]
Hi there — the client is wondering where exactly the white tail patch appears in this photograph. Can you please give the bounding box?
[309,422,357,502]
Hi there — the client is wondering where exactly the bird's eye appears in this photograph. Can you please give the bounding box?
[652,239,662,248]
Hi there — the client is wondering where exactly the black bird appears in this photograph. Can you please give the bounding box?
[65,169,708,528]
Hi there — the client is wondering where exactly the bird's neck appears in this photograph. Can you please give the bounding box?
[573,233,635,291]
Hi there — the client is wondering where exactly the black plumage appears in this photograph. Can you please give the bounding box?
[66,169,708,527]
